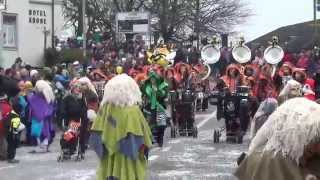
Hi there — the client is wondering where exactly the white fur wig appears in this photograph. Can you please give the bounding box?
[77,77,97,95]
[249,97,320,164]
[278,79,302,98]
[101,74,142,107]
[35,80,55,103]
[30,69,39,77]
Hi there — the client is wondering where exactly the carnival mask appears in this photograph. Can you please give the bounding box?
[229,68,239,78]
[294,72,305,83]
[289,86,303,98]
[282,67,292,76]
[245,68,254,77]
[166,71,174,79]
[303,142,320,165]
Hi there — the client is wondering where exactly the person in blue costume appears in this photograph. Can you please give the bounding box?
[27,80,55,153]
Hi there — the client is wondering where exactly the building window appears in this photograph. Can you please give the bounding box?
[3,14,17,48]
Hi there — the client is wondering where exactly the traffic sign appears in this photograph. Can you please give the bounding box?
[116,12,150,33]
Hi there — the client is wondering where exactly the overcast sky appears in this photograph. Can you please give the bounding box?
[237,0,315,41]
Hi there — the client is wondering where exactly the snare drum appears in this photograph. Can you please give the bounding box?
[236,86,250,97]
[176,89,183,101]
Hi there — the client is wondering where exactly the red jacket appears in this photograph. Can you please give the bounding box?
[304,78,316,101]
[0,99,12,137]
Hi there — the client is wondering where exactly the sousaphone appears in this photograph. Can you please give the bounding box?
[264,36,284,65]
[200,64,211,81]
[201,36,221,64]
[198,36,220,80]
[264,36,284,76]
[232,36,251,64]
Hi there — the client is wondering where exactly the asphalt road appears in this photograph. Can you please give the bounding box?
[0,106,249,180]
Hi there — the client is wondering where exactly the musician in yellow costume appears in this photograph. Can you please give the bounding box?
[90,74,152,180]
[147,44,171,67]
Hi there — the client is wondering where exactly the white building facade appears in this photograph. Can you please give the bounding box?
[0,0,65,68]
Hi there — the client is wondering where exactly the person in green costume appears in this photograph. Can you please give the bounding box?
[90,74,152,180]
[235,98,320,180]
[141,70,168,147]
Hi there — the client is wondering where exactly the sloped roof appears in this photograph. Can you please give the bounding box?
[248,20,320,52]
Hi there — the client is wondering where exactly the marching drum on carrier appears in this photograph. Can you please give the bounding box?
[208,36,252,144]
[169,86,198,138]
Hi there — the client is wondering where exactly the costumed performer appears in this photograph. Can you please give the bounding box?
[278,79,303,105]
[90,74,152,180]
[27,80,55,153]
[250,98,278,139]
[141,71,169,147]
[60,77,99,156]
[236,98,320,180]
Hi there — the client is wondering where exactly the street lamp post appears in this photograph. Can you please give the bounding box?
[51,0,55,48]
[43,27,50,52]
[196,0,200,50]
[82,0,86,58]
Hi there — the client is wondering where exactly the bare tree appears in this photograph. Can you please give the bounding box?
[187,0,251,34]
[144,0,190,42]
[62,0,251,42]
[63,0,143,36]
[62,0,83,36]
[145,0,250,42]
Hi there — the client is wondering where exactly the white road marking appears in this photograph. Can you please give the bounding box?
[197,110,217,129]
[150,147,161,153]
[52,169,96,180]
[161,146,172,152]
[148,155,159,161]
[158,170,191,177]
[168,139,182,144]
[0,165,16,171]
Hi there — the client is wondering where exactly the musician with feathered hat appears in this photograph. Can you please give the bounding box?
[220,64,243,93]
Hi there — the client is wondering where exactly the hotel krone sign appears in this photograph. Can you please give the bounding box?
[29,9,47,24]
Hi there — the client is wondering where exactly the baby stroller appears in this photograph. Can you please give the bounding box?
[57,119,84,162]
[170,89,198,138]
[211,86,250,144]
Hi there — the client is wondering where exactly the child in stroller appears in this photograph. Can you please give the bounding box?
[57,119,83,162]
